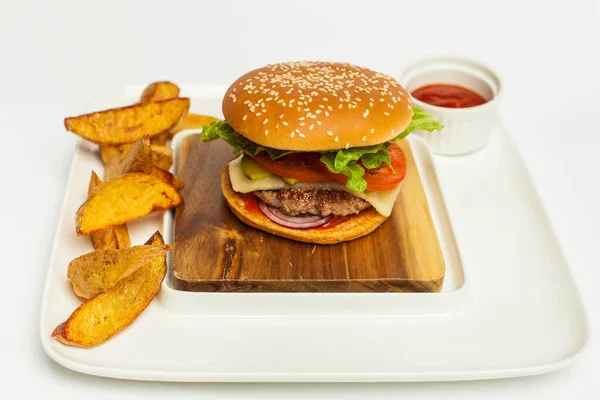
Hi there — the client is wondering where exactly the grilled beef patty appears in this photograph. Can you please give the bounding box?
[254,188,370,217]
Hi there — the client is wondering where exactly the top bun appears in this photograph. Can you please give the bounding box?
[222,61,413,151]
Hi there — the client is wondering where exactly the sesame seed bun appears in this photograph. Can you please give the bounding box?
[221,165,387,244]
[222,61,413,151]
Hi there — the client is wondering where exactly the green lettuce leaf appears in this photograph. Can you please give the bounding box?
[319,153,367,192]
[201,107,442,193]
[393,106,443,141]
[318,143,393,192]
[201,120,293,159]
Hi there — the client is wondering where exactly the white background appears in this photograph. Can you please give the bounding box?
[1,0,598,398]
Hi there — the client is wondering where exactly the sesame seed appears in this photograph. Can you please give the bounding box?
[323,97,328,101]
[362,136,366,141]
[299,122,306,126]
[327,131,333,136]
[263,119,269,125]
[299,116,305,121]
[256,112,262,116]
[309,115,316,119]
[363,109,369,118]
[345,143,350,149]
[338,104,343,109]
[304,108,310,112]
[384,112,389,116]
[265,130,269,136]
[325,111,330,116]
[299,133,306,138]
[308,124,314,130]
[369,102,374,107]
[334,136,339,142]
[316,121,322,125]
[370,128,375,133]
[407,104,412,109]
[279,114,284,119]
[290,132,295,138]
[282,121,288,126]
[242,115,247,120]
[315,110,322,114]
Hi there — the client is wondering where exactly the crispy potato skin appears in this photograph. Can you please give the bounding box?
[52,232,169,348]
[140,81,180,103]
[138,81,218,139]
[150,166,184,190]
[76,173,183,236]
[103,135,153,180]
[87,172,131,250]
[64,98,190,145]
[67,243,173,299]
[100,137,181,189]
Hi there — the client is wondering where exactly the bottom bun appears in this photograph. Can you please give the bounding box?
[221,165,388,244]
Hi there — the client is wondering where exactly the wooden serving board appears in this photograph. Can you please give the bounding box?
[172,135,445,292]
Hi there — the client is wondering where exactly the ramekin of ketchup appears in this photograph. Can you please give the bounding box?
[398,57,502,155]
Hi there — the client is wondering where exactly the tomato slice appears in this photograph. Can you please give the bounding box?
[365,142,406,191]
[252,152,330,183]
[250,142,407,192]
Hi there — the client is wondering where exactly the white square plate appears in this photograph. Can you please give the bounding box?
[40,85,588,382]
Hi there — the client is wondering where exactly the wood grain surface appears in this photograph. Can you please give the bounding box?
[172,135,445,292]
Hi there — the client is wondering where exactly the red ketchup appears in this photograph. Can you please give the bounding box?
[411,84,487,108]
[240,193,260,214]
[315,215,351,230]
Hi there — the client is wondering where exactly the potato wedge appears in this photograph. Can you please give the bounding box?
[140,81,180,103]
[87,172,131,250]
[76,173,183,236]
[100,143,172,169]
[103,135,153,180]
[150,132,169,146]
[68,242,173,299]
[150,145,173,170]
[150,166,184,190]
[101,137,181,189]
[170,113,220,137]
[98,144,125,164]
[64,98,190,145]
[52,231,168,348]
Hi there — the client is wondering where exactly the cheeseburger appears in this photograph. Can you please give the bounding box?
[202,62,442,244]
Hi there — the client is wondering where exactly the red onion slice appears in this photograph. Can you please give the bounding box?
[258,201,330,229]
